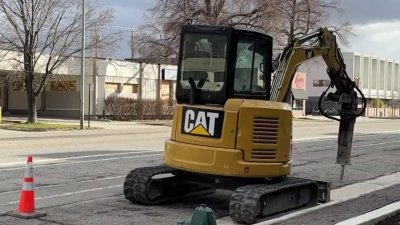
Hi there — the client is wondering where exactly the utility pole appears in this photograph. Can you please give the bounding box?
[80,0,86,130]
[131,30,134,60]
[92,25,98,121]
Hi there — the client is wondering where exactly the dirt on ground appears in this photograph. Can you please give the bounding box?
[376,212,400,225]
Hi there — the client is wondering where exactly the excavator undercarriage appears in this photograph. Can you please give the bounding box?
[124,166,330,224]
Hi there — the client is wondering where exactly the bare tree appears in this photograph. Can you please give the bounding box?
[388,97,400,108]
[136,0,351,61]
[257,0,352,49]
[0,0,115,123]
[134,0,278,60]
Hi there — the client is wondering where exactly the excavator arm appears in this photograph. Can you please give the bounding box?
[271,27,367,179]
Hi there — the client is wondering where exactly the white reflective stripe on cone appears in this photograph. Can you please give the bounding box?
[22,182,34,191]
[24,163,33,178]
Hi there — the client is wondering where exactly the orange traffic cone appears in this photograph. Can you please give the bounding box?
[7,156,46,219]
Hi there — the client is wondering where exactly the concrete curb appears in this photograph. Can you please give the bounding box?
[335,201,400,225]
[1,119,24,123]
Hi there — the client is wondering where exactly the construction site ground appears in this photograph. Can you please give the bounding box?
[0,117,399,225]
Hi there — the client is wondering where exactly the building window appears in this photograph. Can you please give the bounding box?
[105,83,120,93]
[313,79,330,87]
[50,81,76,91]
[121,84,138,93]
[161,81,171,100]
[292,99,304,110]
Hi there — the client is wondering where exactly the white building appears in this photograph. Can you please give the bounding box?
[3,50,399,118]
[301,52,400,116]
[0,54,177,118]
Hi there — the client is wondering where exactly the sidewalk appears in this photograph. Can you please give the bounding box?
[3,114,390,123]
[0,116,171,140]
[1,115,392,133]
[1,115,141,129]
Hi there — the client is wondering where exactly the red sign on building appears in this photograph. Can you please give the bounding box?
[292,72,306,90]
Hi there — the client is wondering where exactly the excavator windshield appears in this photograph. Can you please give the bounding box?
[176,25,273,105]
[180,33,227,93]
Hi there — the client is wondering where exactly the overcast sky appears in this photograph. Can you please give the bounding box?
[100,0,400,61]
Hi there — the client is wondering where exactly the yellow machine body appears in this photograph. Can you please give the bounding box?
[164,99,293,178]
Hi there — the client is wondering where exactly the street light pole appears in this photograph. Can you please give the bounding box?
[80,0,86,130]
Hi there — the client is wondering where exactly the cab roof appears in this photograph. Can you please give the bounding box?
[181,24,273,41]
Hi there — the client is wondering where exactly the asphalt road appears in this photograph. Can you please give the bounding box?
[0,118,399,225]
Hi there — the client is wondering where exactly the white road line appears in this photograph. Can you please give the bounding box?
[1,130,398,171]
[0,138,397,195]
[293,141,400,160]
[293,130,400,142]
[0,175,126,195]
[0,154,164,172]
[0,150,163,167]
[293,136,336,141]
[295,138,400,157]
[355,140,400,148]
[378,144,400,149]
[0,185,121,206]
[296,141,400,159]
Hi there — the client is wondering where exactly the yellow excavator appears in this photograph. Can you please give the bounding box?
[123,25,366,224]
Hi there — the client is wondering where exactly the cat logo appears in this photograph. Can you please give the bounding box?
[181,107,224,138]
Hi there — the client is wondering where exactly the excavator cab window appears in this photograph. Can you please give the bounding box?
[176,25,273,105]
[234,40,268,94]
[180,33,227,93]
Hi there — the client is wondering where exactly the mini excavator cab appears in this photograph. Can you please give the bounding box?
[176,25,273,105]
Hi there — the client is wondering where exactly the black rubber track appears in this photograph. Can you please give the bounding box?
[229,177,319,224]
